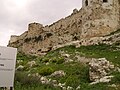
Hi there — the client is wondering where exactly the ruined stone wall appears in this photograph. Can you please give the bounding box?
[8,9,83,55]
[81,0,120,38]
[9,35,19,43]
[27,23,44,38]
[8,0,120,55]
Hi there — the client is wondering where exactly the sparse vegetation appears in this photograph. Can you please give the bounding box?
[13,43,120,90]
[38,66,55,76]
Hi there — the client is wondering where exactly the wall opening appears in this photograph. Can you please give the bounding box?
[85,0,88,6]
[103,0,108,3]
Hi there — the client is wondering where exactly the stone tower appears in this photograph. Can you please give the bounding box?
[81,0,120,38]
[27,22,44,38]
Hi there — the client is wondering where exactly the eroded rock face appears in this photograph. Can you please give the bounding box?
[8,0,120,55]
[89,58,114,84]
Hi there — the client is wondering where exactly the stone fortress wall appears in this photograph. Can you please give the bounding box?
[8,0,120,55]
[81,0,120,39]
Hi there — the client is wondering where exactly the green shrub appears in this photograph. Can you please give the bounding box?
[51,58,57,63]
[42,58,49,63]
[56,57,65,64]
[111,72,120,84]
[38,66,54,76]
[14,82,61,90]
[15,71,40,85]
[51,57,64,64]
[66,75,81,88]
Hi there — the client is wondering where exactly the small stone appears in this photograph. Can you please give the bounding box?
[76,85,80,90]
[110,84,117,88]
[62,54,70,58]
[62,87,66,90]
[46,62,49,65]
[16,65,24,71]
[99,76,114,83]
[27,61,36,67]
[67,86,73,90]
[51,80,57,84]
[117,67,120,72]
[28,74,31,77]
[51,70,66,77]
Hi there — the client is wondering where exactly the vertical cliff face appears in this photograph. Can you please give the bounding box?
[8,0,120,55]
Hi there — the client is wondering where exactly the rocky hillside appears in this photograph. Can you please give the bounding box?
[14,44,120,90]
[8,8,120,56]
[78,29,120,46]
[7,2,120,89]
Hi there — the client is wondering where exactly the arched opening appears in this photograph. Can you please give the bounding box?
[85,0,88,6]
[103,0,108,3]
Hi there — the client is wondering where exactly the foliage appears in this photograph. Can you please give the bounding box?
[15,71,40,85]
[38,66,55,76]
[14,43,120,90]
[14,82,60,90]
[51,57,65,64]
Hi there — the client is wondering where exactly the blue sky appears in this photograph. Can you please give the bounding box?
[0,0,82,46]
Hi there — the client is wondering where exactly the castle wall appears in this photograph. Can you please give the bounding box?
[8,9,83,55]
[81,0,120,38]
[8,0,120,55]
[9,35,19,44]
[27,23,44,38]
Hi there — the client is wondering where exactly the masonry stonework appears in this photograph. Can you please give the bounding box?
[8,0,120,55]
[81,0,120,38]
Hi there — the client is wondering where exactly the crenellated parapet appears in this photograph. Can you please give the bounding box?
[81,0,120,38]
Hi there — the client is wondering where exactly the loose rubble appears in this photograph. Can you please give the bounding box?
[89,58,115,84]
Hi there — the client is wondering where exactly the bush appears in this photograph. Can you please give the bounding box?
[51,57,64,64]
[111,72,120,84]
[42,58,49,63]
[38,66,54,76]
[15,71,40,85]
[56,57,65,64]
[66,75,81,88]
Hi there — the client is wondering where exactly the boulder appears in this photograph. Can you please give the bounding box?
[16,65,24,71]
[51,70,66,77]
[89,58,114,84]
[27,61,36,67]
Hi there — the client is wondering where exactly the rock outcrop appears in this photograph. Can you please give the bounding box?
[89,58,115,84]
[50,70,66,78]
